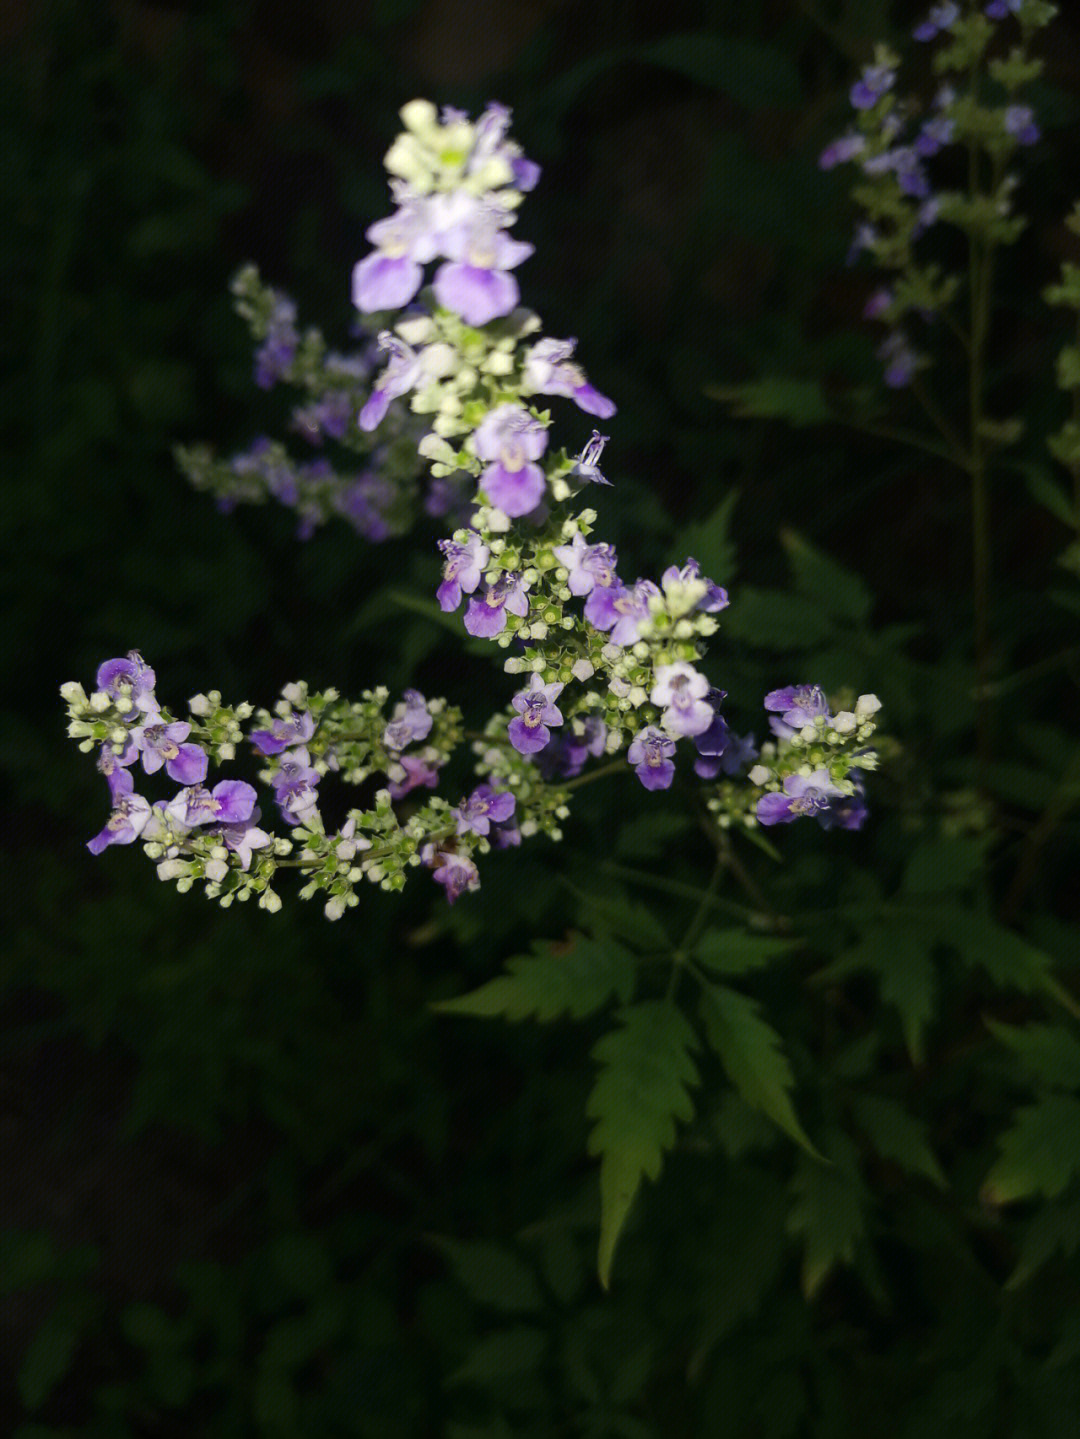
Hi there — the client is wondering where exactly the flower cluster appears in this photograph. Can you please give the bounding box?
[820,1,1054,388]
[66,102,883,918]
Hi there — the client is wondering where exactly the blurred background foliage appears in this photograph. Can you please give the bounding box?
[6,0,1080,1433]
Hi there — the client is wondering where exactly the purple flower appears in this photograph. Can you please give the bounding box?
[757,770,844,825]
[691,689,729,759]
[652,662,714,739]
[96,740,137,800]
[464,570,530,637]
[130,713,208,785]
[914,115,955,157]
[166,780,258,829]
[695,728,758,781]
[425,847,480,904]
[96,652,156,717]
[359,333,423,431]
[251,709,316,756]
[269,756,321,823]
[351,200,438,313]
[819,132,866,170]
[472,404,548,516]
[452,783,516,837]
[1004,105,1040,146]
[508,673,564,754]
[570,430,612,487]
[522,338,616,419]
[552,533,618,596]
[818,779,869,832]
[851,63,896,111]
[627,727,677,791]
[913,3,958,40]
[255,294,298,389]
[537,714,607,781]
[87,790,152,854]
[584,578,660,647]
[432,210,533,327]
[384,689,433,750]
[292,390,355,444]
[764,684,831,735]
[437,531,490,612]
[660,557,729,612]
[985,0,1022,17]
[387,753,442,799]
[213,810,273,873]
[863,287,894,320]
[846,221,878,266]
[877,331,918,388]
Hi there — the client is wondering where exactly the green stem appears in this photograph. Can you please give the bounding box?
[561,757,629,791]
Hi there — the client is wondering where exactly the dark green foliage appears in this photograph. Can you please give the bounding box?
[8,0,1080,1435]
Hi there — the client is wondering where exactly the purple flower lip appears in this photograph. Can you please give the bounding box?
[757,770,844,826]
[383,689,433,750]
[627,726,676,791]
[508,674,564,754]
[452,783,516,837]
[553,534,618,597]
[96,651,156,716]
[167,780,257,829]
[763,684,831,731]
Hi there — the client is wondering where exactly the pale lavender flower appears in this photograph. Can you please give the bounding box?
[96,740,137,800]
[757,770,844,825]
[463,571,530,637]
[424,847,480,904]
[269,756,321,823]
[130,713,208,785]
[384,689,433,750]
[432,209,533,327]
[986,0,1022,17]
[914,115,955,157]
[552,532,618,596]
[1004,105,1040,146]
[764,684,831,733]
[584,578,659,647]
[87,790,152,854]
[251,710,316,756]
[359,333,423,430]
[508,673,564,754]
[472,404,548,516]
[661,557,729,612]
[863,287,894,320]
[913,3,959,40]
[255,294,298,389]
[627,727,677,791]
[452,783,516,837]
[437,531,490,611]
[878,331,918,388]
[521,337,616,418]
[214,809,273,872]
[569,430,612,487]
[652,662,714,739]
[851,63,896,111]
[388,753,442,799]
[166,780,257,829]
[352,200,438,313]
[96,652,156,717]
[819,132,866,169]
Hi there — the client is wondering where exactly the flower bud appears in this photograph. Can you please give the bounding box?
[748,765,772,786]
[855,693,882,716]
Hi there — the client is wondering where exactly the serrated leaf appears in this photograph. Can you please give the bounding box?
[448,1326,547,1387]
[780,528,872,623]
[1025,463,1078,525]
[692,928,798,976]
[433,934,635,1023]
[586,1001,699,1287]
[672,489,739,587]
[982,1095,1080,1203]
[848,1093,947,1188]
[786,1139,867,1299]
[698,983,817,1154]
[721,586,836,648]
[935,910,1080,1016]
[984,1019,1080,1091]
[430,1239,542,1314]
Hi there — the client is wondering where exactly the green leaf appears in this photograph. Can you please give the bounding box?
[720,586,836,648]
[698,983,817,1154]
[18,1303,90,1413]
[984,1018,1080,1091]
[671,489,739,587]
[430,1239,543,1314]
[448,1326,547,1387]
[937,910,1080,1016]
[848,1093,947,1188]
[706,377,832,427]
[786,1138,867,1299]
[692,928,798,976]
[901,837,987,896]
[1025,463,1078,526]
[982,1095,1080,1203]
[586,1001,699,1287]
[433,934,635,1023]
[780,528,872,623]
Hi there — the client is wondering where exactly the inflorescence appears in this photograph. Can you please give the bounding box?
[65,101,882,916]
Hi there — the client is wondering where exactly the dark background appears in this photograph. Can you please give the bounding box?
[5,0,1080,1433]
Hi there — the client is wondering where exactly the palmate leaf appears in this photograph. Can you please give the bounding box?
[586,1001,699,1288]
[692,928,798,977]
[432,934,635,1024]
[780,527,872,624]
[698,982,817,1154]
[848,1092,948,1189]
[984,1018,1080,1091]
[982,1095,1080,1204]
